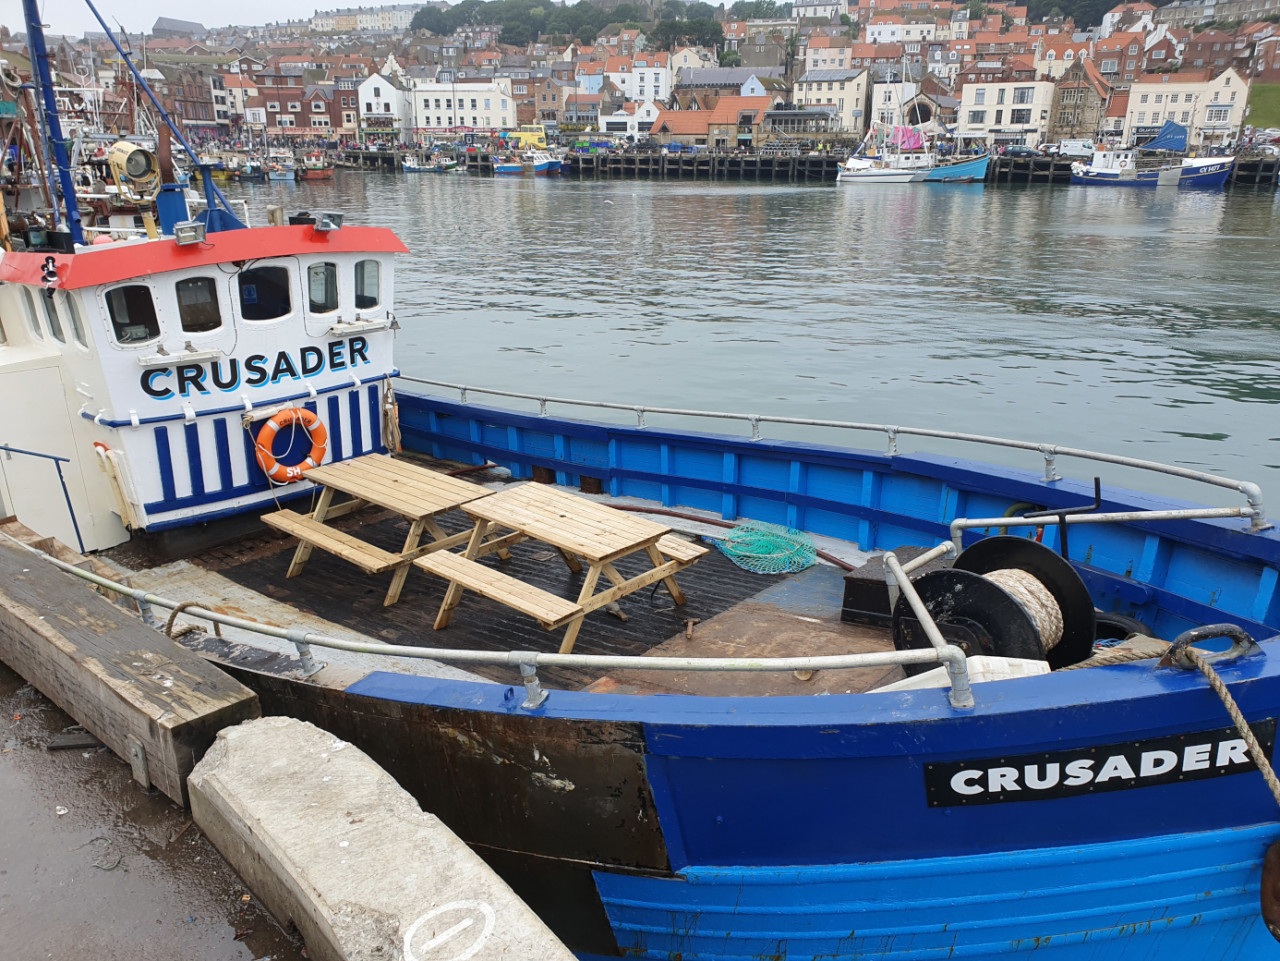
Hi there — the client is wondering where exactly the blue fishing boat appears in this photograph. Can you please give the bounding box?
[6,2,1280,958]
[1071,121,1234,188]
[494,156,524,175]
[923,152,990,182]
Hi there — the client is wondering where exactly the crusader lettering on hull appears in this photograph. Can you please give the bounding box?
[141,337,371,399]
[924,719,1277,807]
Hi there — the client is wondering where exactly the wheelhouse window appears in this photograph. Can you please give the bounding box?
[105,285,160,344]
[176,277,222,333]
[354,259,380,309]
[308,262,339,313]
[55,291,87,347]
[40,292,66,343]
[238,266,292,321]
[21,289,44,340]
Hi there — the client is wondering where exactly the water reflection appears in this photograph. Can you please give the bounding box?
[226,174,1280,492]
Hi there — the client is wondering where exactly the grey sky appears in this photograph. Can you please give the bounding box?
[12,0,330,40]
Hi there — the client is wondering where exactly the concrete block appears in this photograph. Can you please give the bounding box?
[189,716,575,961]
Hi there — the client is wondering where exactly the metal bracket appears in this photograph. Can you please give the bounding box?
[1161,624,1262,669]
[519,663,548,709]
[125,734,149,789]
[1039,445,1062,483]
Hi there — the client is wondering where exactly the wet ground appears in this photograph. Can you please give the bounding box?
[0,662,306,961]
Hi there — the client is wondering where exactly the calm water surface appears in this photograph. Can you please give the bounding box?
[228,174,1280,502]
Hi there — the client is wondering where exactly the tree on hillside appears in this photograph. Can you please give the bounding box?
[409,6,448,34]
[649,18,724,49]
[720,49,743,66]
[687,1,718,18]
[661,0,687,20]
[728,0,781,19]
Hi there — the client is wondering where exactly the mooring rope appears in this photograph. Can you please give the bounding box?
[985,568,1064,652]
[1187,649,1280,811]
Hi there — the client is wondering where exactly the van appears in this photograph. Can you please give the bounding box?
[1045,139,1095,158]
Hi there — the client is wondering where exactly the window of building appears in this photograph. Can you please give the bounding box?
[1136,110,1146,124]
[1013,86,1033,104]
[1152,111,1161,123]
[308,262,338,313]
[1169,93,1178,103]
[1140,93,1149,103]
[968,109,986,123]
[974,88,985,104]
[1126,60,1135,69]
[994,109,1003,124]
[1181,110,1190,123]
[175,277,222,333]
[238,266,292,321]
[997,88,1006,104]
[384,103,391,112]
[312,101,326,111]
[373,86,381,97]
[267,101,280,111]
[287,102,301,112]
[1011,108,1031,124]
[105,285,160,344]
[355,260,380,309]
[1101,59,1118,72]
[21,288,43,340]
[1206,106,1231,122]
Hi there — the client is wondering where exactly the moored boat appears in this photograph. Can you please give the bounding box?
[1071,121,1234,188]
[923,152,991,182]
[297,152,334,180]
[494,156,524,175]
[837,154,928,183]
[525,150,561,175]
[7,4,1280,960]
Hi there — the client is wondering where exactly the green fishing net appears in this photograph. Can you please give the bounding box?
[716,521,817,575]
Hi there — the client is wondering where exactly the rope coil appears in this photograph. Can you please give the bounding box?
[984,568,1064,652]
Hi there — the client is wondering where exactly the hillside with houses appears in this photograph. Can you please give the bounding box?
[2,0,1277,151]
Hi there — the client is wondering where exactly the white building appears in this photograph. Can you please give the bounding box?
[597,101,663,139]
[794,68,870,136]
[869,76,921,127]
[605,53,672,105]
[357,72,410,142]
[1122,68,1248,146]
[957,79,1057,147]
[794,0,844,20]
[408,78,514,135]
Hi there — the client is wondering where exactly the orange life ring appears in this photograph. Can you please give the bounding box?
[255,408,328,483]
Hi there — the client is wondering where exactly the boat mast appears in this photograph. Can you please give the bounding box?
[21,0,85,245]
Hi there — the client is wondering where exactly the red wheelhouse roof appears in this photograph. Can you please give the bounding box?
[0,225,409,290]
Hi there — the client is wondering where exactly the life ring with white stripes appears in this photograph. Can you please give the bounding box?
[255,408,328,483]
[1118,159,1130,169]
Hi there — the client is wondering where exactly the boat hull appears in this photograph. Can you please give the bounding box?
[494,163,523,175]
[297,167,334,180]
[836,168,926,184]
[1071,157,1234,188]
[216,633,1280,961]
[924,153,991,182]
[181,387,1280,958]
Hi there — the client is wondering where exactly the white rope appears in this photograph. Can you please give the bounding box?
[984,568,1064,653]
[1188,649,1280,810]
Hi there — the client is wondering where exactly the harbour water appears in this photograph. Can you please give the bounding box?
[229,173,1280,502]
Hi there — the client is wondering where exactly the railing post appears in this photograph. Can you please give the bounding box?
[886,427,899,456]
[286,628,323,677]
[1039,444,1062,483]
[519,662,548,709]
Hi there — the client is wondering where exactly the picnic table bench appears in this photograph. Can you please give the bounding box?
[262,454,500,606]
[416,483,709,653]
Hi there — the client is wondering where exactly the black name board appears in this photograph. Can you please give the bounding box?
[924,719,1277,807]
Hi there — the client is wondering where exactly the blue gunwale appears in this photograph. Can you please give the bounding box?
[395,390,1280,639]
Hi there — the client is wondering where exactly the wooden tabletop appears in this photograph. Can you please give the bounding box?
[306,455,491,520]
[462,483,669,563]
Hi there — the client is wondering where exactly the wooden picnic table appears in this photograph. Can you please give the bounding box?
[262,454,499,606]
[416,482,708,654]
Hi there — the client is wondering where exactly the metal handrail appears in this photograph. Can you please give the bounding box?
[394,377,1269,530]
[13,540,974,711]
[0,445,84,553]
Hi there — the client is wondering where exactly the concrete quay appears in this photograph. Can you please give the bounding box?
[189,716,576,961]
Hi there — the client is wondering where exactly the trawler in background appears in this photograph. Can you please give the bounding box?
[1071,120,1235,187]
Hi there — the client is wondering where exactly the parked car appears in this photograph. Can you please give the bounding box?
[1043,139,1095,158]
[1003,145,1042,158]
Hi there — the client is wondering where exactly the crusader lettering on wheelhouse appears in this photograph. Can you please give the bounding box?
[924,719,1277,807]
[138,336,372,399]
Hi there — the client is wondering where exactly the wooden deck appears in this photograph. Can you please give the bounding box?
[209,492,895,694]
